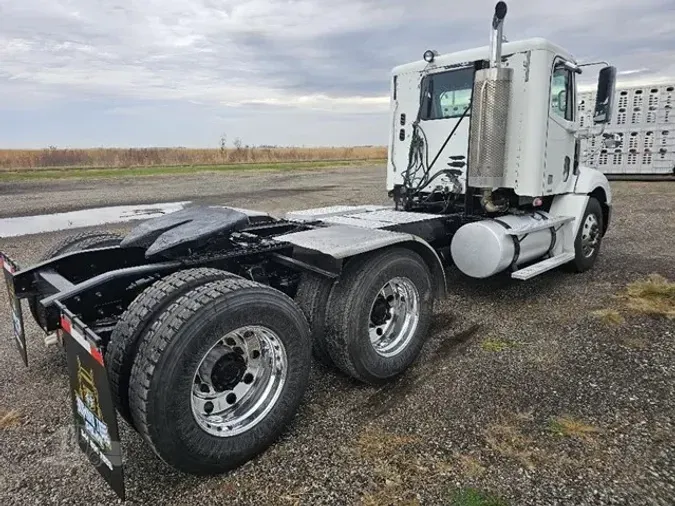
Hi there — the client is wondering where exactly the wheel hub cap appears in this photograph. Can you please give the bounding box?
[210,353,246,392]
[370,298,390,326]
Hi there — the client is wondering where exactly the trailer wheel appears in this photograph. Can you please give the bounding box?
[325,248,433,384]
[105,268,237,427]
[28,231,123,328]
[568,197,604,273]
[294,273,335,367]
[128,277,311,474]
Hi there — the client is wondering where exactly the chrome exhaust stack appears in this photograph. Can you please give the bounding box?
[489,2,508,69]
[468,1,512,191]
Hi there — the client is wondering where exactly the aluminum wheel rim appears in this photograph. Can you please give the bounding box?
[368,276,420,358]
[191,325,287,437]
[581,213,600,258]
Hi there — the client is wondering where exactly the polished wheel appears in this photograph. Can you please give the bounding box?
[368,276,420,358]
[580,213,600,258]
[191,325,287,437]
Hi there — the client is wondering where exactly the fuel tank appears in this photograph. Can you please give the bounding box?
[450,213,560,278]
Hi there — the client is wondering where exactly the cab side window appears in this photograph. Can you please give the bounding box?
[551,65,574,122]
[419,67,474,120]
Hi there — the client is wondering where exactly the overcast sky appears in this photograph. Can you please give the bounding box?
[1,0,674,148]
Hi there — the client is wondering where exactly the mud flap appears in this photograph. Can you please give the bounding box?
[1,253,28,366]
[59,306,126,501]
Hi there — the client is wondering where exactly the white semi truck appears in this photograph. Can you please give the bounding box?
[1,2,616,499]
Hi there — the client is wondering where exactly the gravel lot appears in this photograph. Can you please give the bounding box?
[0,165,386,219]
[0,167,673,506]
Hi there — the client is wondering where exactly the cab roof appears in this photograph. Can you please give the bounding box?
[392,37,575,75]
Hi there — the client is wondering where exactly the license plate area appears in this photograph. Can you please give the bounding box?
[1,253,27,366]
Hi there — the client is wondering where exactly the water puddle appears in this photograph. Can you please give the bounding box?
[0,202,190,238]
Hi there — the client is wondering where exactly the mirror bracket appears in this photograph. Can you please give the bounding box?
[558,60,583,75]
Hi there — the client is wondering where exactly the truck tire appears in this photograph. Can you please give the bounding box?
[128,277,311,474]
[105,268,237,428]
[324,248,434,384]
[29,231,123,328]
[40,230,123,262]
[294,273,335,367]
[568,197,604,273]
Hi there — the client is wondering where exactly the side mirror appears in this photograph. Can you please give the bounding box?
[593,66,617,124]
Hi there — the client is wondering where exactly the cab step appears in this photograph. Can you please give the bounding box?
[504,215,574,236]
[511,252,575,280]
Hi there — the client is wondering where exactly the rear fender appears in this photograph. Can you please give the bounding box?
[277,225,446,298]
[394,240,447,299]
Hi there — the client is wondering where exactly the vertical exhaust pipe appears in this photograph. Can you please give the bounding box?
[468,1,512,192]
[489,2,508,68]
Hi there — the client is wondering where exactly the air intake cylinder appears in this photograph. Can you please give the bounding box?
[468,1,512,188]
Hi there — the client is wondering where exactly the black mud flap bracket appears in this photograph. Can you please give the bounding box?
[57,302,126,501]
[1,253,28,366]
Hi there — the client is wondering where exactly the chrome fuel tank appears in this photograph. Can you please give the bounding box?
[450,213,559,278]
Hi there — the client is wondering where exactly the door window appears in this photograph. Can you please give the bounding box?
[551,65,574,122]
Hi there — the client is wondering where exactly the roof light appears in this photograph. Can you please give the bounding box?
[423,50,438,63]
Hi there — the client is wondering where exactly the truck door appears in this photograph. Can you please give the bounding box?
[546,60,578,195]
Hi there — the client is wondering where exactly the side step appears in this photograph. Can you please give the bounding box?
[504,215,574,235]
[511,252,575,280]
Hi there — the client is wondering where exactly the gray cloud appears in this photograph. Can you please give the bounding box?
[1,0,674,145]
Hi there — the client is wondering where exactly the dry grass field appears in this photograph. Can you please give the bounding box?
[0,146,387,170]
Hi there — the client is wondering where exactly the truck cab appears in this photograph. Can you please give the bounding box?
[387,38,615,203]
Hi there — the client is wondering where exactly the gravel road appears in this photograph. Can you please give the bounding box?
[0,168,673,505]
